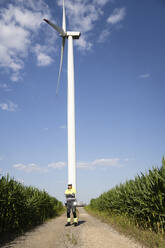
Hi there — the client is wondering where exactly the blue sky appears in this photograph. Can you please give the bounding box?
[0,0,165,203]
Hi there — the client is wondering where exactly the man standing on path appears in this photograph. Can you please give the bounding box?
[65,183,78,226]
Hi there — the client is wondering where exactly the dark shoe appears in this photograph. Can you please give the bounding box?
[74,222,78,226]
[65,222,71,226]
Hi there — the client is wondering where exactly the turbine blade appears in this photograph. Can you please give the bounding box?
[56,37,65,95]
[62,0,66,32]
[43,19,66,37]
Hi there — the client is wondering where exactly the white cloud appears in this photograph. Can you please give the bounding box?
[77,161,91,168]
[0,0,54,81]
[37,52,53,66]
[11,7,43,30]
[0,83,12,91]
[124,158,130,162]
[78,158,121,169]
[94,0,110,5]
[0,83,8,89]
[139,73,150,78]
[13,163,48,173]
[107,7,126,24]
[93,158,120,166]
[16,0,50,13]
[0,155,4,161]
[48,162,66,169]
[60,125,67,129]
[0,21,28,80]
[75,37,92,51]
[98,29,111,43]
[33,44,54,67]
[13,157,126,173]
[11,72,22,82]
[0,101,18,112]
[0,0,125,79]
[47,158,122,170]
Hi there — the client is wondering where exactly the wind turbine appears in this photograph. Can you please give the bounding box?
[44,0,80,191]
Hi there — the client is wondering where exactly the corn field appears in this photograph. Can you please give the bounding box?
[0,174,63,234]
[90,157,165,233]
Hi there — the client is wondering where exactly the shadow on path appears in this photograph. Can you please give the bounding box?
[78,220,86,226]
[0,222,46,248]
[0,233,22,248]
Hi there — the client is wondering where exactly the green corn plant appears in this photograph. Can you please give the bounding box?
[89,157,165,234]
[0,174,63,234]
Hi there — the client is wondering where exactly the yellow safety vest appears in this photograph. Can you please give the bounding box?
[65,187,76,195]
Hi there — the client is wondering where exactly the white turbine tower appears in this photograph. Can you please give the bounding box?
[44,0,80,191]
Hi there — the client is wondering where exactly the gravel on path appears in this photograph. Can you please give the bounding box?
[1,208,144,248]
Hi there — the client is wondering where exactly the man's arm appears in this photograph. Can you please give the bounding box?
[70,188,76,198]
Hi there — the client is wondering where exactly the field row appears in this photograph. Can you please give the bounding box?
[90,157,165,233]
[0,174,63,234]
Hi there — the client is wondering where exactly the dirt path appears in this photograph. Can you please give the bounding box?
[2,208,143,248]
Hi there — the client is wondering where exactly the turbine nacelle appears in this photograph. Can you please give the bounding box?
[66,31,81,39]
